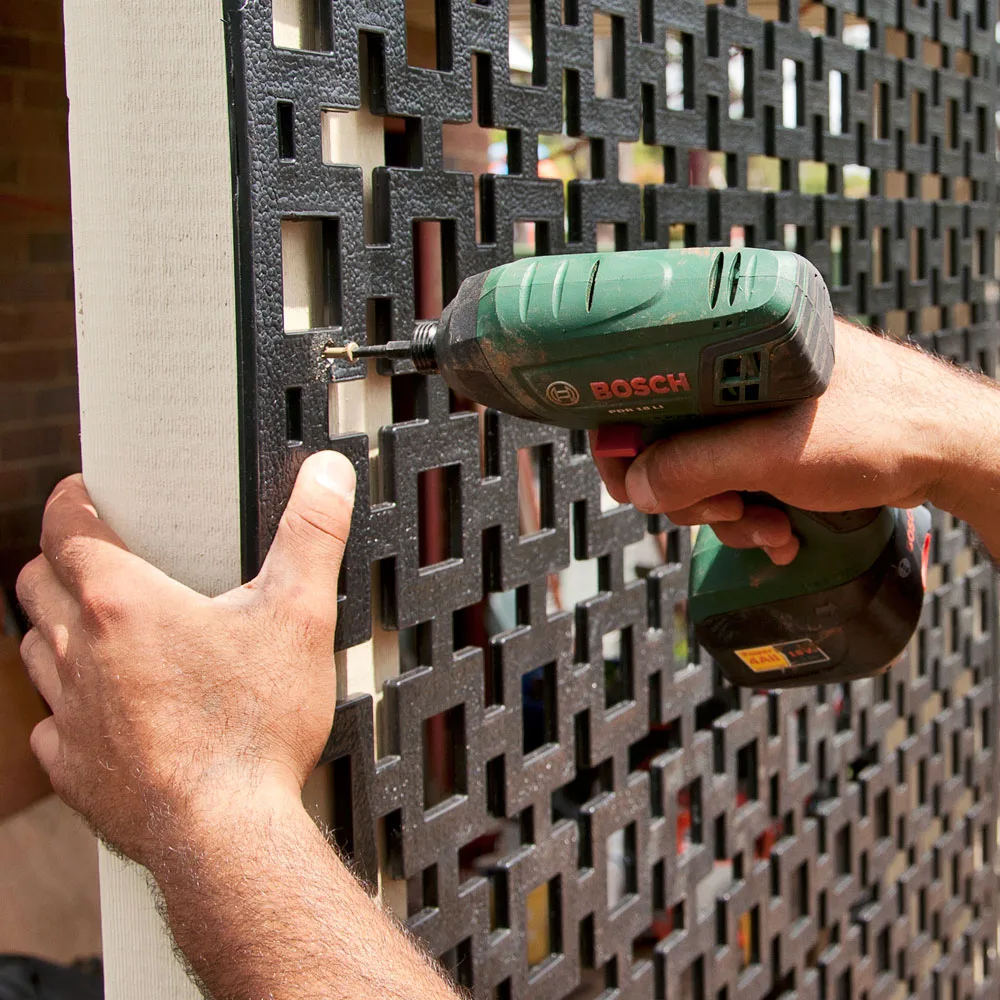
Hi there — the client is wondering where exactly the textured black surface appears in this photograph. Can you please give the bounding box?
[225,0,999,995]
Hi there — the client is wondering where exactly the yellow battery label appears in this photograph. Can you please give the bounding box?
[735,646,790,672]
[736,638,830,673]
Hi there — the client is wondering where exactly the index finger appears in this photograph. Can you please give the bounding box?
[39,475,130,595]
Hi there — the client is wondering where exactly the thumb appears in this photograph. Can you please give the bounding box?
[624,417,781,514]
[255,451,357,615]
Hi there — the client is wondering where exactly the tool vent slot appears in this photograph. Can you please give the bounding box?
[729,252,742,305]
[717,349,763,403]
[586,258,601,311]
[708,251,724,308]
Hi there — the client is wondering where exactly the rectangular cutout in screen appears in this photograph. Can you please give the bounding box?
[843,164,870,199]
[518,445,554,536]
[618,139,666,187]
[603,629,633,709]
[285,387,303,444]
[829,70,844,135]
[594,12,625,99]
[679,957,704,999]
[522,662,557,755]
[842,14,870,49]
[782,58,801,128]
[406,0,452,71]
[272,0,332,51]
[280,218,341,332]
[830,225,848,286]
[423,705,466,809]
[509,0,546,85]
[384,116,424,169]
[677,778,702,853]
[277,101,295,159]
[596,221,620,252]
[417,465,462,567]
[513,220,551,258]
[537,133,592,181]
[526,877,563,969]
[737,740,759,803]
[413,220,458,319]
[689,150,728,188]
[606,823,637,909]
[729,47,749,119]
[331,755,354,859]
[665,30,693,110]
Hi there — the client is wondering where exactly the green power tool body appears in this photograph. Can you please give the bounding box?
[333,247,930,688]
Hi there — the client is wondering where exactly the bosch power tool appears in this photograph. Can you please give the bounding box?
[327,248,930,688]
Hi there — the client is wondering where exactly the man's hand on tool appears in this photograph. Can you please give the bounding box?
[16,452,461,1000]
[592,319,1000,564]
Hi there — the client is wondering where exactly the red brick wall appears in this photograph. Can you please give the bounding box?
[0,1,78,597]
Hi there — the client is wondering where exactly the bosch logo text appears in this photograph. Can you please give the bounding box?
[545,381,581,406]
[590,373,690,400]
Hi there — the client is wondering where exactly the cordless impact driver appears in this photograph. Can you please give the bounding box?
[327,247,931,689]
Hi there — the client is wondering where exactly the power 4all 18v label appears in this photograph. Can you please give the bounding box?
[735,638,830,673]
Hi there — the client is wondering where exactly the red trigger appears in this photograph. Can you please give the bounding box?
[592,424,645,459]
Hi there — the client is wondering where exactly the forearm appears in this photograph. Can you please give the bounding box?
[928,367,1000,560]
[150,784,460,1000]
[835,322,1000,561]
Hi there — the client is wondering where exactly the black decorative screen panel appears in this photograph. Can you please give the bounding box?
[225,0,998,996]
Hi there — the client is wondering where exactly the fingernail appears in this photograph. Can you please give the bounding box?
[765,539,800,565]
[312,452,357,501]
[751,530,771,546]
[626,463,657,512]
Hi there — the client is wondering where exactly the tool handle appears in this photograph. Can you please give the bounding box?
[739,492,882,536]
[689,497,931,689]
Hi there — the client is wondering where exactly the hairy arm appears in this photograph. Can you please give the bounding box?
[15,454,460,1000]
[920,363,1000,561]
[593,319,1000,563]
[154,785,456,1000]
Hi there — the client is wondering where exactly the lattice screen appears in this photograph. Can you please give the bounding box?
[224,0,999,995]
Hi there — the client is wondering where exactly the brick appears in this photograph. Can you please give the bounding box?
[56,344,77,376]
[21,77,67,112]
[0,303,76,345]
[33,383,77,418]
[0,1,62,35]
[59,421,80,457]
[0,347,61,383]
[0,384,29,420]
[28,232,72,264]
[13,152,69,194]
[33,458,78,496]
[0,36,30,69]
[29,39,64,74]
[0,312,28,346]
[0,423,61,462]
[0,270,74,304]
[27,301,75,338]
[0,505,41,545]
[0,111,68,151]
[0,468,31,505]
[0,0,75,594]
[0,232,26,266]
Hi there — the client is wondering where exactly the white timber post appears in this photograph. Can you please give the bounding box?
[63,1,239,997]
[63,1,404,994]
